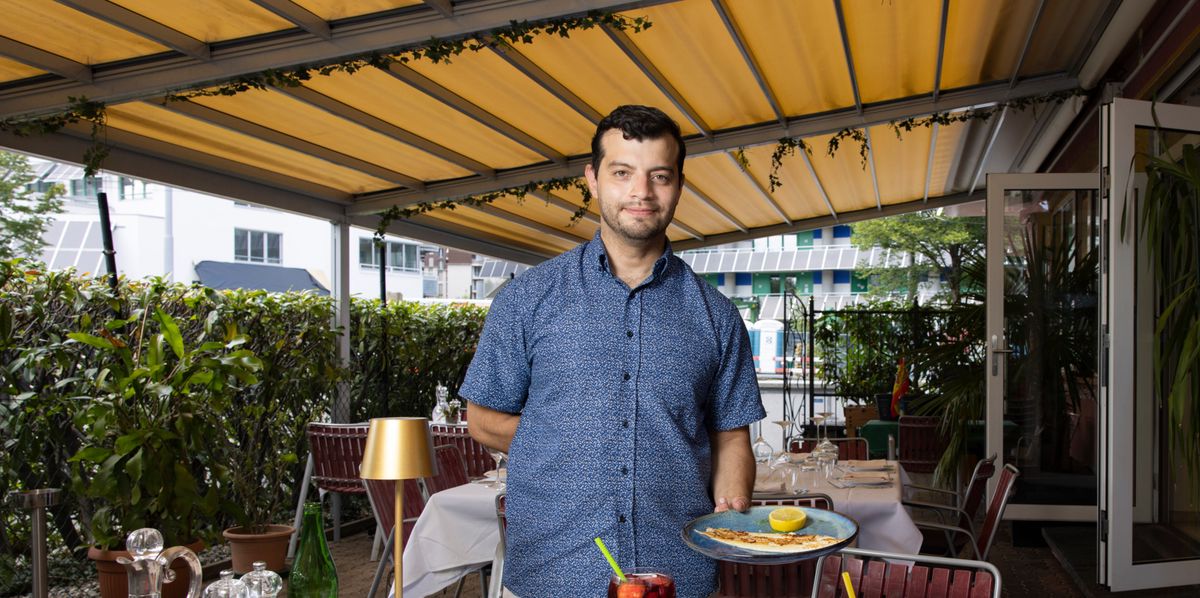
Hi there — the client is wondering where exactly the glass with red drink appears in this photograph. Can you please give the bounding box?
[607,568,676,598]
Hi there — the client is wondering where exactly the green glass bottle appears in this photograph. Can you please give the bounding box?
[289,503,338,597]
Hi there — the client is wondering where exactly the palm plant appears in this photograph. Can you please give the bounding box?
[1135,138,1200,495]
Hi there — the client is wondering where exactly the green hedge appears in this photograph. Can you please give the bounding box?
[0,262,486,593]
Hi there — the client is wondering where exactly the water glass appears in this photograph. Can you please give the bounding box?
[816,450,838,479]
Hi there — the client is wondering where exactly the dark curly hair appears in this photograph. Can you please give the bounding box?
[589,105,685,176]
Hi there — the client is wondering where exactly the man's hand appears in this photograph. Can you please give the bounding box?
[714,496,750,513]
[711,426,755,513]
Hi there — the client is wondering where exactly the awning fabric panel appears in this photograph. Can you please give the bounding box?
[111,0,292,42]
[940,0,1042,90]
[870,123,932,207]
[191,89,473,181]
[806,132,878,214]
[423,208,577,256]
[1019,0,1110,78]
[620,1,777,130]
[105,102,395,193]
[844,0,942,104]
[300,68,545,170]
[928,119,972,197]
[508,28,701,136]
[725,0,855,116]
[293,0,421,21]
[490,194,599,242]
[738,144,833,222]
[0,58,43,84]
[407,51,596,156]
[675,187,742,235]
[684,154,781,229]
[0,0,167,64]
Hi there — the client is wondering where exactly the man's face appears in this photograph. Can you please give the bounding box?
[585,129,683,244]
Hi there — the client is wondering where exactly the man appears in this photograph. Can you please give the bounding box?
[462,105,764,598]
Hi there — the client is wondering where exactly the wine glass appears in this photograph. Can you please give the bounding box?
[487,449,507,489]
[816,411,836,455]
[751,420,774,463]
[771,419,794,453]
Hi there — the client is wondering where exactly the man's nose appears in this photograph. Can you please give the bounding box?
[629,173,651,199]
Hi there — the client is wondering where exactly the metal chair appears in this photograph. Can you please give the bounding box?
[364,478,428,598]
[488,492,506,598]
[431,423,493,478]
[896,416,946,474]
[716,494,836,597]
[788,437,871,460]
[812,547,1002,597]
[425,444,471,495]
[904,454,997,526]
[288,422,371,559]
[914,464,1020,561]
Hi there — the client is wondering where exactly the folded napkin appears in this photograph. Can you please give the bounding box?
[841,470,891,482]
[841,459,890,471]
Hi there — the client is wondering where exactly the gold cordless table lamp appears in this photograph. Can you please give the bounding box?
[360,417,435,598]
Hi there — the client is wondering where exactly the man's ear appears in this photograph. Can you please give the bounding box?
[584,163,599,195]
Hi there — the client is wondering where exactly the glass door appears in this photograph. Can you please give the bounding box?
[1100,98,1200,591]
[985,173,1100,522]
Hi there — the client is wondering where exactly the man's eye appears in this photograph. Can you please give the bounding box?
[612,170,628,177]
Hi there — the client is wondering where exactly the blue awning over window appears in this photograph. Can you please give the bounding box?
[195,260,328,295]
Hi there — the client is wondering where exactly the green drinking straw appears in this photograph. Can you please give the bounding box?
[593,537,626,582]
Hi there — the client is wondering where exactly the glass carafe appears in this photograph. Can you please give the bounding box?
[118,528,203,598]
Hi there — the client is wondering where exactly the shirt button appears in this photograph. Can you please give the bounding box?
[623,372,630,381]
[626,330,633,338]
[622,420,629,428]
[621,466,628,475]
[619,514,627,523]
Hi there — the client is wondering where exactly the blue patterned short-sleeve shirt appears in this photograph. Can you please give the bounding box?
[460,232,764,598]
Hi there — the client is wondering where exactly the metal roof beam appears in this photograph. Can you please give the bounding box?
[382,62,566,164]
[0,0,663,118]
[275,85,494,177]
[726,152,790,225]
[922,122,939,201]
[603,24,713,138]
[354,213,556,265]
[0,127,349,218]
[249,0,331,40]
[158,99,425,190]
[933,0,949,101]
[1009,0,1047,88]
[712,0,786,127]
[833,0,863,114]
[673,190,981,251]
[347,74,1080,214]
[864,128,882,210]
[968,107,1008,195]
[683,181,748,233]
[486,41,603,124]
[57,0,210,61]
[669,220,705,242]
[799,148,838,221]
[471,204,589,245]
[0,37,91,83]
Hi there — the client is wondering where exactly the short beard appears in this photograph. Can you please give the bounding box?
[600,203,667,242]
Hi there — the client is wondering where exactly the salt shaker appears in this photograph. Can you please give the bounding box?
[201,570,248,598]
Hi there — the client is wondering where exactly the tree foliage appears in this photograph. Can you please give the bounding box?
[0,152,64,261]
[851,210,984,304]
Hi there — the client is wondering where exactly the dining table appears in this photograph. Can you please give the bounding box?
[398,480,504,597]
[399,461,921,596]
[753,459,922,554]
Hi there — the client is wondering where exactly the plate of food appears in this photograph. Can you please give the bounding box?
[681,506,858,564]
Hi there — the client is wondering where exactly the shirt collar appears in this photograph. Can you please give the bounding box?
[587,230,673,284]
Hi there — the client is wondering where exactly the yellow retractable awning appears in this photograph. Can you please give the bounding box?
[0,0,1116,262]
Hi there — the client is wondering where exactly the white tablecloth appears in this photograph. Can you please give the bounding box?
[398,482,504,597]
[754,461,922,554]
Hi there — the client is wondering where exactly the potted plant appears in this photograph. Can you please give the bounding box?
[213,290,342,573]
[68,298,261,598]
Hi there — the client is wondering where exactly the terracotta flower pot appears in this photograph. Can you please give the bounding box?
[90,540,204,598]
[223,524,295,574]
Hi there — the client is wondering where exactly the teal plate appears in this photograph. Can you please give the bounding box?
[681,506,858,564]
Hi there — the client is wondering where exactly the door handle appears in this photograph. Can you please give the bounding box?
[990,335,1012,376]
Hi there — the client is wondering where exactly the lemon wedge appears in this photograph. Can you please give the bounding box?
[768,507,807,532]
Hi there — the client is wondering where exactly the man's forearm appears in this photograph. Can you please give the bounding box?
[466,400,520,453]
[711,426,754,512]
